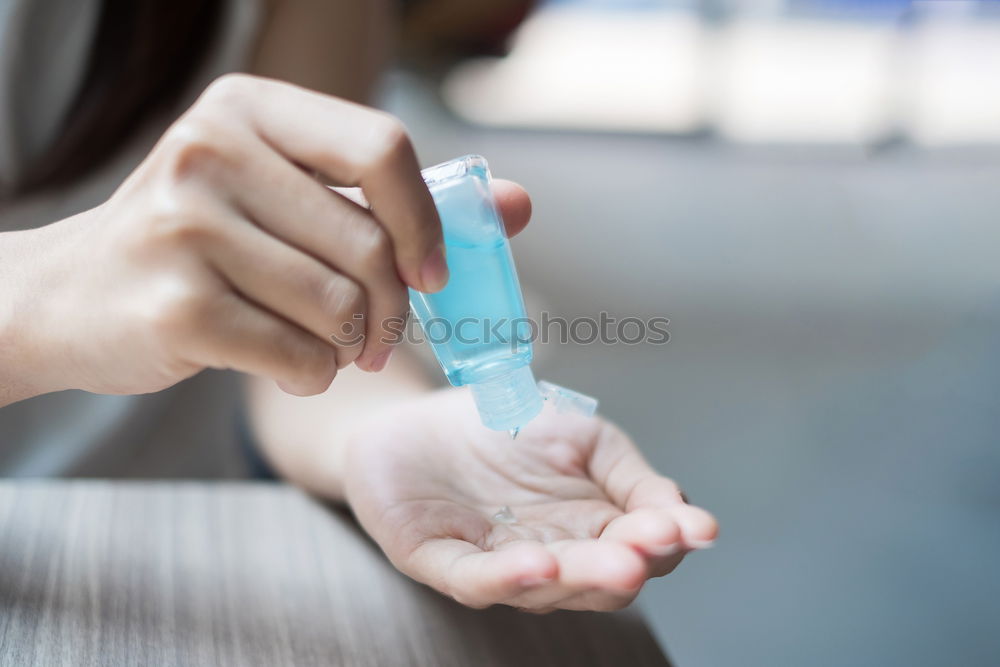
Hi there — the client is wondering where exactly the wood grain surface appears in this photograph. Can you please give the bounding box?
[0,481,671,666]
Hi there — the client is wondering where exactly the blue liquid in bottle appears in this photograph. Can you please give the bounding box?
[410,155,543,431]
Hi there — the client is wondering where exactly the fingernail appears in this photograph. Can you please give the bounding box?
[686,539,715,550]
[646,543,683,557]
[420,243,449,292]
[369,349,392,372]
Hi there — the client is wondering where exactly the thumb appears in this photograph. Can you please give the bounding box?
[492,179,532,238]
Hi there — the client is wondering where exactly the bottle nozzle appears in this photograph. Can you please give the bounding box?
[469,366,543,432]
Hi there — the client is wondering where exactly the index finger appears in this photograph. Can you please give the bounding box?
[205,74,446,293]
[406,539,558,609]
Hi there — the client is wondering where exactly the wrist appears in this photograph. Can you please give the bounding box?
[0,229,50,405]
[0,327,43,407]
[0,211,90,405]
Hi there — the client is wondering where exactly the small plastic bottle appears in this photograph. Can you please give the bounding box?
[409,155,543,432]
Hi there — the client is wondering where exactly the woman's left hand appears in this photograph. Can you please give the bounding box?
[343,388,718,612]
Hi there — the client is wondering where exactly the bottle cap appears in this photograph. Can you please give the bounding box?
[537,381,599,417]
[469,366,544,431]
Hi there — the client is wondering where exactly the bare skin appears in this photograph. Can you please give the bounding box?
[0,73,450,405]
[0,0,719,612]
[343,389,718,612]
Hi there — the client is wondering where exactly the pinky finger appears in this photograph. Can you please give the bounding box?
[188,292,339,395]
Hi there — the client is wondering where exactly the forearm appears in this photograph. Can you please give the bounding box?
[244,348,434,501]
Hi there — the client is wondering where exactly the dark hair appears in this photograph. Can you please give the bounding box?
[17,0,223,196]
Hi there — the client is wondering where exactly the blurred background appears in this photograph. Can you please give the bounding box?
[391,0,1000,665]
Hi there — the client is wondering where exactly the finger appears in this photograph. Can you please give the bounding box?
[516,606,558,615]
[602,504,716,557]
[590,422,688,512]
[502,539,646,611]
[195,212,367,368]
[407,539,558,609]
[671,503,719,550]
[600,508,681,553]
[207,75,445,293]
[186,291,339,396]
[599,508,687,576]
[592,425,719,548]
[547,589,642,612]
[220,140,407,371]
[491,179,532,238]
[546,539,647,591]
[513,584,641,613]
[330,179,532,239]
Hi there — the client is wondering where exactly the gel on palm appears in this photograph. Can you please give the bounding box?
[409,155,543,432]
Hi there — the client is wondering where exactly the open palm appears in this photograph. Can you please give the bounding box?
[343,388,717,612]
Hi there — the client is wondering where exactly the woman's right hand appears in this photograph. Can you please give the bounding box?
[0,74,495,402]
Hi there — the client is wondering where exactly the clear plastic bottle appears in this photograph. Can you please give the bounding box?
[409,155,543,432]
